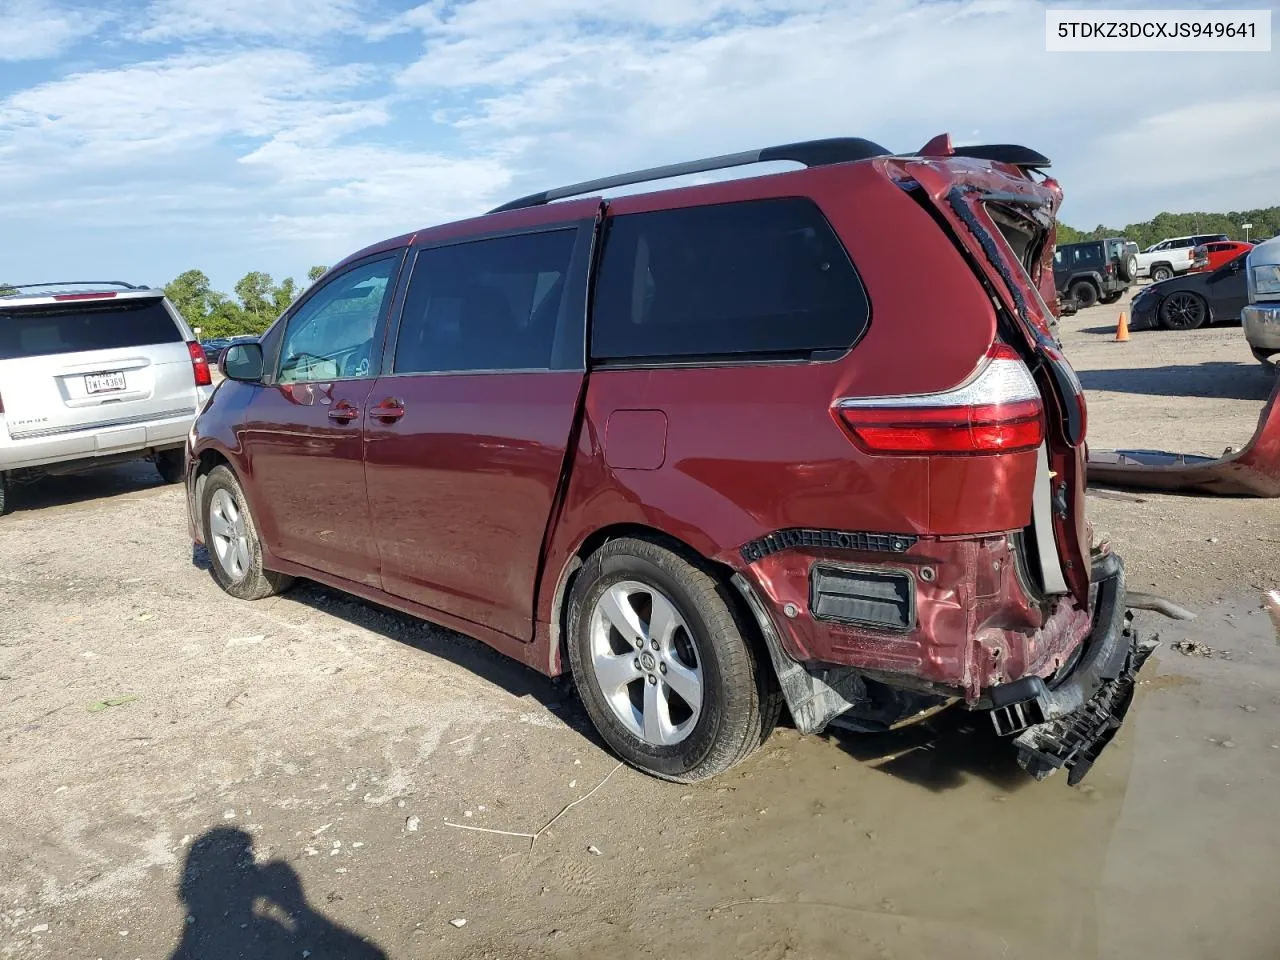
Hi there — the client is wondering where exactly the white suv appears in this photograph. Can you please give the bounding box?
[0,281,213,514]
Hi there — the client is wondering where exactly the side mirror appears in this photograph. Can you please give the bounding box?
[221,342,264,382]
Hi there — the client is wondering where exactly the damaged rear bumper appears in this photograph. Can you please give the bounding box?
[1085,370,1280,497]
[987,551,1156,784]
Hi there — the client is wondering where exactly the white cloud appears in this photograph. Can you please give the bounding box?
[0,50,376,173]
[1,0,1277,290]
[391,0,1279,225]
[0,0,105,61]
[135,0,366,41]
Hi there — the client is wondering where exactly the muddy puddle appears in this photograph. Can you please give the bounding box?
[550,594,1280,960]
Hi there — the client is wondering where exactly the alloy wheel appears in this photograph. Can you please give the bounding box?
[209,488,251,582]
[1161,292,1206,330]
[588,580,703,746]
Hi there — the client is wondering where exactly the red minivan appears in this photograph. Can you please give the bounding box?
[187,135,1153,786]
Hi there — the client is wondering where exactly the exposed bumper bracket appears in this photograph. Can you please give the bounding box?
[1013,632,1156,785]
[988,551,1158,784]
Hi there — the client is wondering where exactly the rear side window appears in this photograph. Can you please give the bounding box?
[0,298,181,360]
[591,198,868,362]
[1070,245,1103,267]
[394,229,579,374]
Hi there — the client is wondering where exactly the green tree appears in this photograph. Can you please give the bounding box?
[272,277,299,316]
[307,265,328,283]
[1058,205,1280,249]
[164,269,216,328]
[233,271,277,328]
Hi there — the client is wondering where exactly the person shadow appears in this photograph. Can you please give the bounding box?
[170,828,387,960]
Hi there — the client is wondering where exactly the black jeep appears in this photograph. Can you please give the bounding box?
[1053,238,1137,309]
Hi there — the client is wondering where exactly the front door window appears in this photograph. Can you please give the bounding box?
[278,259,397,383]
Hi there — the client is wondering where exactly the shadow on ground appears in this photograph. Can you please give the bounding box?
[4,461,170,513]
[186,563,594,732]
[1079,362,1274,401]
[820,708,1032,794]
[169,828,386,960]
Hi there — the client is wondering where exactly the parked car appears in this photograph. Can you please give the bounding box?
[1129,250,1250,331]
[0,281,213,514]
[1134,234,1230,281]
[201,335,257,366]
[187,134,1150,785]
[1243,236,1280,368]
[200,338,233,365]
[1190,239,1253,273]
[1053,238,1136,308]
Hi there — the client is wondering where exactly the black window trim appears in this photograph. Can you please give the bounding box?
[586,195,871,370]
[265,250,407,386]
[381,216,598,379]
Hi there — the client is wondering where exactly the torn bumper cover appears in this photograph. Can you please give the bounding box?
[1085,371,1280,497]
[987,551,1156,785]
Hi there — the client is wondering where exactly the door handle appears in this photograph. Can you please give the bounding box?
[327,402,359,422]
[371,399,405,422]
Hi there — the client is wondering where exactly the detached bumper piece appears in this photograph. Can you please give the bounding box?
[987,551,1157,785]
[1013,630,1155,785]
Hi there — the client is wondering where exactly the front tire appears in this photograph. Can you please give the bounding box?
[566,537,779,783]
[1159,291,1208,330]
[200,465,293,600]
[1069,280,1099,310]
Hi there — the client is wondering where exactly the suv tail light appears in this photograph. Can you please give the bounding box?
[836,344,1044,455]
[187,341,212,387]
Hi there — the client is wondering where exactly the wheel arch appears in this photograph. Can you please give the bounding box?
[545,522,757,677]
[190,447,234,542]
[1068,274,1101,296]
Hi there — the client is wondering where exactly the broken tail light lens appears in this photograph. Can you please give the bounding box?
[187,341,212,387]
[835,344,1045,455]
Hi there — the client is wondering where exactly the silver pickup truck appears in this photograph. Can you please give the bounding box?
[1243,237,1280,370]
[0,281,213,514]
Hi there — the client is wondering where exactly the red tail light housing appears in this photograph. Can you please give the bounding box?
[835,344,1045,456]
[187,341,212,387]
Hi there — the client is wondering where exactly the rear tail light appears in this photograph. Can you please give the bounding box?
[187,341,212,387]
[1105,263,1115,277]
[836,344,1045,456]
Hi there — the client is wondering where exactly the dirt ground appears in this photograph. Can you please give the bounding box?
[3,288,1280,960]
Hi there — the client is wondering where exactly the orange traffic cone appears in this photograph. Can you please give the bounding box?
[1114,311,1130,342]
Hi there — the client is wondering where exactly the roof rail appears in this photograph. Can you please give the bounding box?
[487,137,891,214]
[4,280,142,292]
[486,134,1052,215]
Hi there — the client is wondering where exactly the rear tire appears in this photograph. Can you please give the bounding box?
[155,449,185,484]
[1151,264,1174,282]
[200,465,293,600]
[566,537,778,783]
[0,474,9,517]
[1069,280,1099,310]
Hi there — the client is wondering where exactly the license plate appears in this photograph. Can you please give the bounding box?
[85,371,127,394]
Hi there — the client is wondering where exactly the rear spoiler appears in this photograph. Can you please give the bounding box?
[915,133,1051,172]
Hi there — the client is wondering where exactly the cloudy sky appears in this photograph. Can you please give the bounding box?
[2,0,1277,292]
